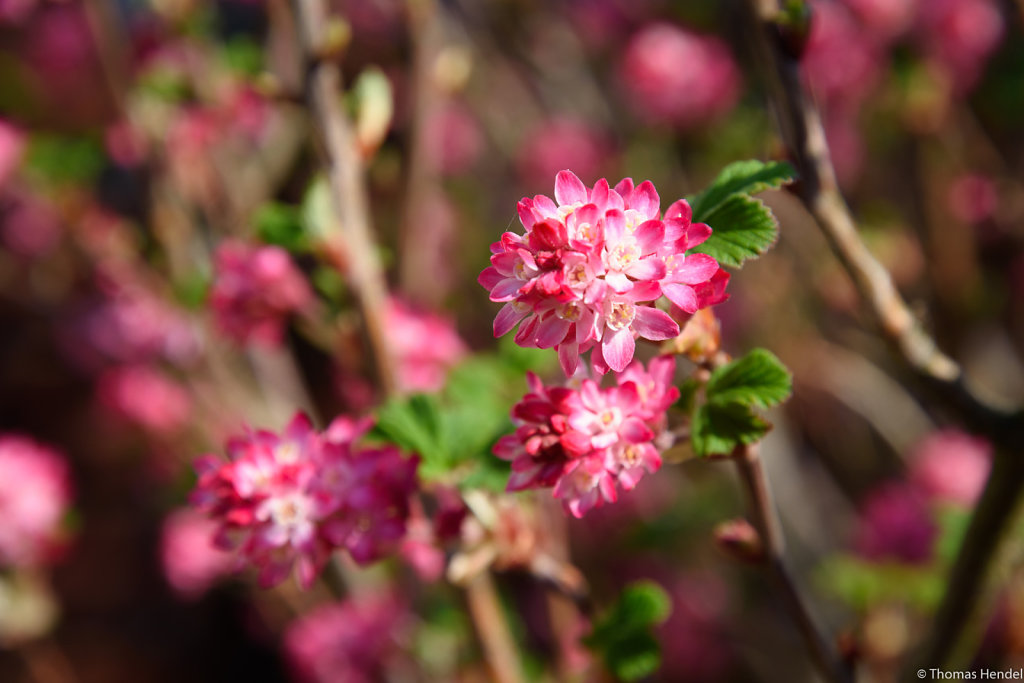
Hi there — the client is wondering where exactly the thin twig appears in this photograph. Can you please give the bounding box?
[290,0,398,396]
[742,0,1024,676]
[465,572,527,683]
[742,0,1023,436]
[734,444,853,683]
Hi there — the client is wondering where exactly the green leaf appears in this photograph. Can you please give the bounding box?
[584,581,671,682]
[706,349,793,409]
[691,402,769,457]
[255,202,309,252]
[688,159,796,221]
[817,555,944,612]
[25,135,104,186]
[222,37,264,76]
[691,194,779,268]
[371,394,446,467]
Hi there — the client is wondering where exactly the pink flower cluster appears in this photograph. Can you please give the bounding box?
[160,509,234,600]
[285,595,407,683]
[479,170,728,376]
[619,23,740,129]
[0,435,72,568]
[494,356,678,517]
[210,240,312,346]
[385,297,467,394]
[190,413,419,588]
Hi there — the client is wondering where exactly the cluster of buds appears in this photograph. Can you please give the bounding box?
[479,170,727,376]
[494,356,679,517]
[190,413,418,588]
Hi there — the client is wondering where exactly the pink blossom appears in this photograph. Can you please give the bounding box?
[516,118,613,190]
[385,297,467,394]
[948,173,999,225]
[0,435,72,568]
[284,595,407,683]
[619,23,740,129]
[160,509,234,600]
[98,365,191,435]
[423,101,483,176]
[841,0,918,40]
[210,240,312,346]
[0,191,62,258]
[803,2,883,111]
[66,272,198,370]
[916,0,1003,94]
[0,119,25,187]
[479,170,727,375]
[854,482,936,564]
[190,413,419,588]
[494,357,679,517]
[909,429,991,506]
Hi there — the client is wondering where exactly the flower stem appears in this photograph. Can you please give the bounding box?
[465,572,527,683]
[734,444,853,683]
[289,0,398,397]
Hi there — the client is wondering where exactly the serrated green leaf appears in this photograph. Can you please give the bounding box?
[706,349,793,409]
[691,402,769,457]
[688,159,796,221]
[691,194,779,268]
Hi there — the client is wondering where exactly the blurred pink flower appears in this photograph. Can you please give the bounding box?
[842,0,918,40]
[98,365,191,435]
[210,240,312,346]
[854,482,937,564]
[0,435,72,568]
[0,0,36,24]
[516,118,612,191]
[385,297,467,394]
[803,2,883,110]
[909,429,991,506]
[284,595,407,683]
[948,173,999,225]
[0,119,25,187]
[619,23,740,129]
[66,273,198,370]
[191,413,419,588]
[160,508,234,600]
[0,191,62,258]
[916,0,1004,95]
[423,101,483,176]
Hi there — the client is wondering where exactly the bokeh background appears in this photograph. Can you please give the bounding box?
[1,0,1023,681]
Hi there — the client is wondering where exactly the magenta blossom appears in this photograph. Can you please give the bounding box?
[0,435,72,568]
[0,118,24,187]
[909,429,991,506]
[619,23,740,129]
[494,357,679,517]
[516,118,613,190]
[284,595,408,683]
[479,170,728,375]
[854,482,937,565]
[190,413,419,588]
[385,297,467,394]
[98,365,191,435]
[210,240,312,346]
[160,508,234,600]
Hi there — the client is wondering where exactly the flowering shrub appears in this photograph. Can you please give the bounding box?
[190,413,418,587]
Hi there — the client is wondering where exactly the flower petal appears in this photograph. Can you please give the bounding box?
[555,170,588,206]
[633,306,680,340]
[602,327,635,372]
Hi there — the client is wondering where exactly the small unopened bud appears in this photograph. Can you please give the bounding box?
[714,519,765,563]
[316,18,351,62]
[773,0,813,60]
